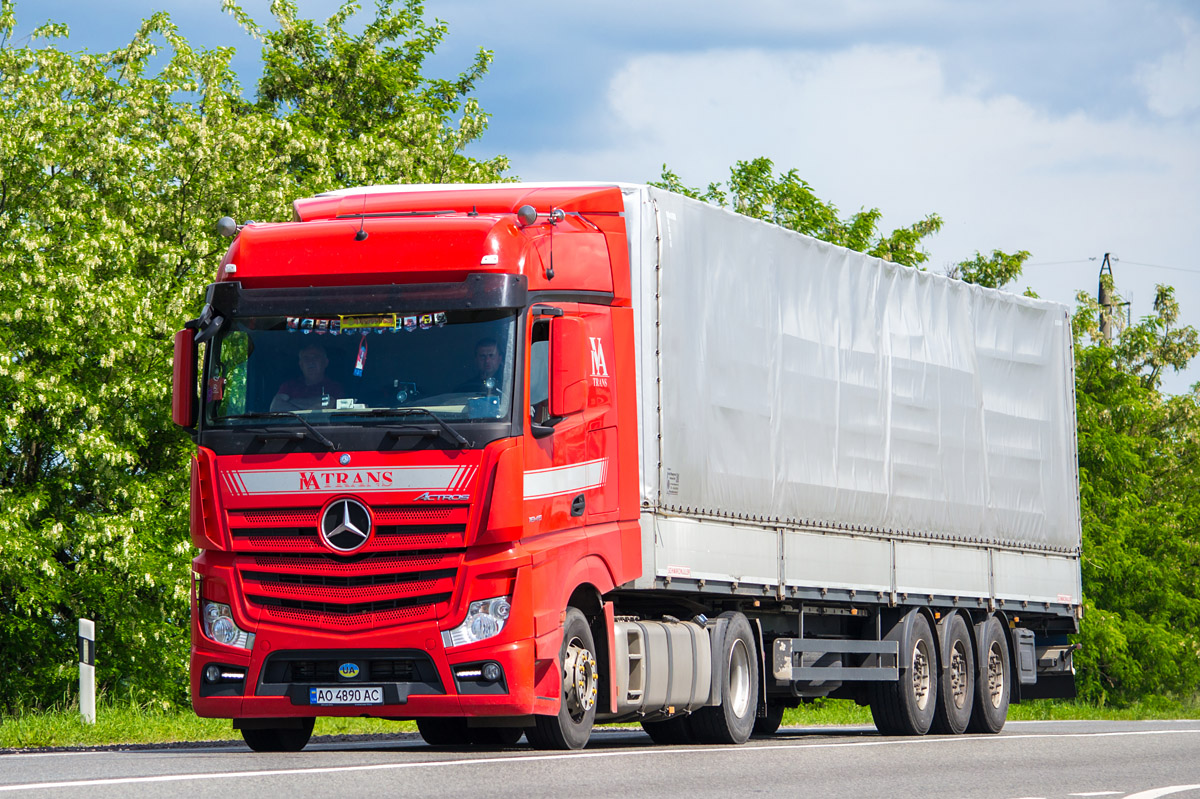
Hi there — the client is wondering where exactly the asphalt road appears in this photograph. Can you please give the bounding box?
[2,720,1199,799]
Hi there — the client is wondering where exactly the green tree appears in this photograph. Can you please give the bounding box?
[1070,285,1200,705]
[0,0,506,712]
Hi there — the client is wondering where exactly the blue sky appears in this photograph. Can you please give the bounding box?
[14,0,1200,392]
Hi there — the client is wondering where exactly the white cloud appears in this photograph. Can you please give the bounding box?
[1136,20,1200,117]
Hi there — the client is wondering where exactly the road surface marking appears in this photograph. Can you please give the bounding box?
[1069,793,1122,796]
[1124,787,1200,799]
[2,728,1199,793]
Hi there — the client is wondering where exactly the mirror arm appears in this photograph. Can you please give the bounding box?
[530,416,565,439]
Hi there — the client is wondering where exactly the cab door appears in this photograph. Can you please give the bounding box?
[522,304,593,535]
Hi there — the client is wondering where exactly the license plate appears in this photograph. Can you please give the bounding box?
[309,686,384,706]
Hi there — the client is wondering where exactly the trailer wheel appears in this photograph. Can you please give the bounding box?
[526,607,597,750]
[416,717,468,746]
[967,616,1010,734]
[931,614,975,735]
[690,611,758,745]
[240,718,315,752]
[869,612,936,736]
[752,702,786,737]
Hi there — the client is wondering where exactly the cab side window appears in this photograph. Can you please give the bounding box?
[529,319,550,424]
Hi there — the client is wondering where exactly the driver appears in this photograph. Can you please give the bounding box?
[271,343,344,411]
[458,337,503,394]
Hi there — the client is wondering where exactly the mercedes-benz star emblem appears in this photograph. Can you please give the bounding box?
[320,498,372,552]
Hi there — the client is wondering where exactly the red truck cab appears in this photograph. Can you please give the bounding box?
[174,184,642,750]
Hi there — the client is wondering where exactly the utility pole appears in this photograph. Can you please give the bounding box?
[1096,253,1129,341]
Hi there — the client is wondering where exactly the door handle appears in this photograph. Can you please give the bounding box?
[570,494,586,517]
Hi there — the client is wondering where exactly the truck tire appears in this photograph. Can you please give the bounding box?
[869,611,936,736]
[240,718,315,752]
[526,607,598,750]
[967,616,1010,734]
[416,717,468,746]
[752,702,786,737]
[641,715,695,745]
[931,614,975,735]
[689,611,758,745]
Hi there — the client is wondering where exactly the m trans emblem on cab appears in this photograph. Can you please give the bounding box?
[589,337,609,387]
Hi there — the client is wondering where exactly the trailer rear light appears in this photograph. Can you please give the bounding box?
[201,601,255,649]
[442,596,511,648]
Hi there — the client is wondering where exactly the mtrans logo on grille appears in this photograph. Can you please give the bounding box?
[219,465,479,496]
[300,470,392,490]
[414,492,470,502]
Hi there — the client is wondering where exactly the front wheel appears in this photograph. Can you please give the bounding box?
[240,718,315,752]
[526,607,598,750]
[690,611,758,745]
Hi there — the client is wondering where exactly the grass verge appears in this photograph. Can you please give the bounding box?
[3,697,1197,750]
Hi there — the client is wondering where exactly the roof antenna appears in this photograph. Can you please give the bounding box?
[354,194,368,241]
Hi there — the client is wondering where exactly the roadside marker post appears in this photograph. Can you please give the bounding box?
[78,619,95,724]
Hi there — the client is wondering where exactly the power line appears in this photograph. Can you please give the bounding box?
[1119,259,1200,275]
[1026,259,1092,267]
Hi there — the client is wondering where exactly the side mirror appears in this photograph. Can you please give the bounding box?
[173,329,198,429]
[549,317,586,417]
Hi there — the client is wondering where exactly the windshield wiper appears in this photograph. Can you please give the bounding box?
[349,408,470,447]
[231,412,338,451]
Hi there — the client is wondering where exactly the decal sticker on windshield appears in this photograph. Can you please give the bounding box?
[354,334,368,377]
[403,315,418,332]
[340,313,396,329]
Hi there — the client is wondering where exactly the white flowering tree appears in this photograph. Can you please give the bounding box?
[0,0,507,711]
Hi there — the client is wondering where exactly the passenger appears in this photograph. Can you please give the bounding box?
[271,343,344,411]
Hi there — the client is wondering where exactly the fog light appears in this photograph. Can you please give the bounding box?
[482,662,501,682]
[204,664,222,683]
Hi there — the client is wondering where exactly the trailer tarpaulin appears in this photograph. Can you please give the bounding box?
[627,187,1081,553]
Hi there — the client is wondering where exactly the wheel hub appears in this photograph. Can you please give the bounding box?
[912,640,931,710]
[563,640,598,719]
[949,642,969,709]
[986,642,1005,708]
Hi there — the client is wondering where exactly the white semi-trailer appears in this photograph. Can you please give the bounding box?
[607,186,1081,740]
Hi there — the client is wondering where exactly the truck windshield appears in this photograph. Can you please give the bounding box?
[203,309,517,427]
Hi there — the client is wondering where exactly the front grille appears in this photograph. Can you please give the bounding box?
[227,504,468,630]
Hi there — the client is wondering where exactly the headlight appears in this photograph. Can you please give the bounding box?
[201,601,255,649]
[442,596,512,648]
